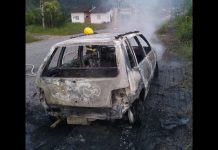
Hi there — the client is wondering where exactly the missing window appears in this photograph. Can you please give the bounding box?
[123,41,136,68]
[128,37,146,63]
[42,45,118,78]
[138,34,151,54]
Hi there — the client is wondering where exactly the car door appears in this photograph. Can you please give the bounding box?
[126,36,152,88]
[137,34,157,73]
[121,39,141,93]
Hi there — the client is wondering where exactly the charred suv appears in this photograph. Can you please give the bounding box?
[36,31,158,125]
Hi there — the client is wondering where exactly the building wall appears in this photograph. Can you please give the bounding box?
[71,13,85,23]
[90,11,112,24]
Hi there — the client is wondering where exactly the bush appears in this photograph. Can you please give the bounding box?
[26,0,68,27]
[55,12,68,27]
[156,0,192,61]
[174,14,192,42]
[26,9,41,25]
[173,0,192,43]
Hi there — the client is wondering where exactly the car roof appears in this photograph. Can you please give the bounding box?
[55,33,118,47]
[54,31,140,47]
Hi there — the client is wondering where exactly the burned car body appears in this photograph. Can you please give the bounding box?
[36,31,158,125]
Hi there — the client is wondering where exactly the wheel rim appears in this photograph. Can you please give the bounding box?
[128,109,135,124]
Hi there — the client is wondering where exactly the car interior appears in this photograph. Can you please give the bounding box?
[42,45,118,77]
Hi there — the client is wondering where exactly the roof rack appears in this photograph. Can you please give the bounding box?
[115,31,139,39]
[70,32,99,39]
[69,34,86,39]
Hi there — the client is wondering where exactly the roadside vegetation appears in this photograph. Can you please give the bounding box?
[157,0,192,62]
[26,23,106,36]
[157,0,192,111]
[26,0,106,43]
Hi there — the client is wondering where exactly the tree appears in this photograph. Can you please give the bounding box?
[43,0,60,27]
[26,10,36,25]
[40,0,45,28]
[26,9,41,25]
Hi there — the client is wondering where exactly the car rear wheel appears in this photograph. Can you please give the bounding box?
[48,115,57,122]
[128,98,144,126]
[154,63,159,78]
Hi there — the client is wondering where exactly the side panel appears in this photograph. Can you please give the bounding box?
[147,50,156,71]
[138,58,152,88]
[124,35,152,89]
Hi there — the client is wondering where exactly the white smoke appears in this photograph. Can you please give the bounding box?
[103,0,185,60]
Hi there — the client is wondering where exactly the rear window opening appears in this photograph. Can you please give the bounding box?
[42,44,118,78]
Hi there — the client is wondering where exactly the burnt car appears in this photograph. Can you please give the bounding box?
[35,31,158,125]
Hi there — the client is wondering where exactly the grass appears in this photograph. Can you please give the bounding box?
[26,22,107,36]
[170,42,192,62]
[174,15,192,42]
[26,32,41,43]
[157,3,192,62]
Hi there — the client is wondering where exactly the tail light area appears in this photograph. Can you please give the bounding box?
[111,88,129,106]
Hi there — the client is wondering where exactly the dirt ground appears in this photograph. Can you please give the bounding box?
[26,34,192,150]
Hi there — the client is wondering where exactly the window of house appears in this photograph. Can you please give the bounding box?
[73,16,79,20]
[97,15,101,20]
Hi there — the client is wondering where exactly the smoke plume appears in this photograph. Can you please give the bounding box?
[101,0,185,60]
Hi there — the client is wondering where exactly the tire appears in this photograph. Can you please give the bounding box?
[128,98,145,126]
[128,109,135,124]
[154,63,159,78]
[48,115,57,123]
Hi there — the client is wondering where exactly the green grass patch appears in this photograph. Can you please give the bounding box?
[157,2,192,62]
[174,15,192,42]
[170,42,192,62]
[26,32,41,43]
[26,23,107,35]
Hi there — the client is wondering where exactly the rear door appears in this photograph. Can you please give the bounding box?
[122,40,141,93]
[126,36,152,88]
[137,34,156,72]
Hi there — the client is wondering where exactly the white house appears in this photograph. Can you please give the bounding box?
[71,13,85,23]
[71,7,113,24]
[90,9,112,24]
